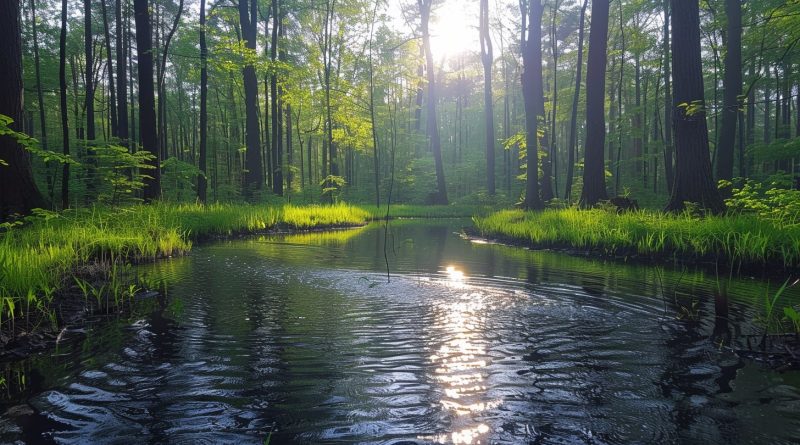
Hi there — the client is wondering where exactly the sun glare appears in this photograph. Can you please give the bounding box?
[430,1,479,61]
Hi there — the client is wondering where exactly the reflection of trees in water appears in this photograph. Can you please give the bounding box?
[656,280,745,443]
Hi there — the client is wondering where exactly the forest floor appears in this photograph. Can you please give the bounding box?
[473,208,800,275]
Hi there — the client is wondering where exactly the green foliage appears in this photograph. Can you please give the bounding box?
[0,114,78,167]
[162,157,204,202]
[721,176,800,226]
[321,175,347,202]
[92,143,155,205]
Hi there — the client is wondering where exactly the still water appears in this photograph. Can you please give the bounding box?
[2,220,800,444]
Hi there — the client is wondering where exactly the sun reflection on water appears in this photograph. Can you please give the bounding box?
[419,265,501,444]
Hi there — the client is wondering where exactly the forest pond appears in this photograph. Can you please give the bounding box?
[2,220,800,444]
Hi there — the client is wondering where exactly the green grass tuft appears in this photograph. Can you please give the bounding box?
[474,208,800,270]
[0,202,371,330]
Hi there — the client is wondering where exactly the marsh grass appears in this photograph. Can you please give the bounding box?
[0,202,370,337]
[474,208,800,270]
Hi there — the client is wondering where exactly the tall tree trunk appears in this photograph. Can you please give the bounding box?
[100,0,118,137]
[60,0,71,209]
[116,0,128,146]
[30,0,54,202]
[580,0,610,207]
[716,0,741,190]
[665,0,724,213]
[662,0,674,192]
[133,0,161,201]
[198,0,208,203]
[240,0,263,194]
[368,0,380,206]
[419,0,447,204]
[614,1,624,197]
[85,0,97,198]
[521,0,544,210]
[564,0,587,200]
[764,68,771,144]
[271,0,283,195]
[322,0,337,186]
[263,5,272,189]
[480,0,495,196]
[157,0,183,163]
[549,0,561,199]
[0,0,45,218]
[285,103,293,192]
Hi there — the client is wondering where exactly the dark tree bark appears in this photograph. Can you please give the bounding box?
[198,0,208,203]
[579,0,610,207]
[100,0,118,137]
[157,0,184,164]
[321,0,337,185]
[60,0,70,209]
[0,0,45,218]
[665,0,724,214]
[480,0,495,196]
[271,0,283,195]
[521,0,544,210]
[548,0,561,198]
[30,0,49,156]
[239,0,263,194]
[85,0,97,197]
[368,0,380,206]
[419,0,448,204]
[662,0,674,192]
[30,0,55,201]
[286,103,293,191]
[715,0,741,189]
[116,0,128,146]
[133,0,161,201]
[564,0,587,200]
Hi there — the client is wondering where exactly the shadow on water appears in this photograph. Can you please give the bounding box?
[1,219,800,444]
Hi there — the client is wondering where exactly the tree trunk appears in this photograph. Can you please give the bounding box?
[270,0,283,195]
[116,0,128,147]
[100,0,118,137]
[665,0,724,214]
[419,0,448,204]
[564,0,587,200]
[549,0,561,198]
[579,0,610,207]
[715,0,741,189]
[662,0,674,192]
[85,0,97,198]
[240,0,263,194]
[368,0,380,206]
[133,0,161,201]
[480,0,496,196]
[0,0,45,219]
[521,0,544,210]
[30,0,55,202]
[198,0,208,203]
[60,0,71,209]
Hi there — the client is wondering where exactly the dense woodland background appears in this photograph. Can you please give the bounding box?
[2,0,800,216]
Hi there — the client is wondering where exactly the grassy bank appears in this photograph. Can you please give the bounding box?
[474,209,800,270]
[0,203,370,334]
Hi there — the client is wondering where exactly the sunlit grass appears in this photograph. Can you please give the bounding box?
[474,208,800,269]
[0,202,371,328]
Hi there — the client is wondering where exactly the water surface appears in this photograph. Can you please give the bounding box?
[2,220,799,444]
